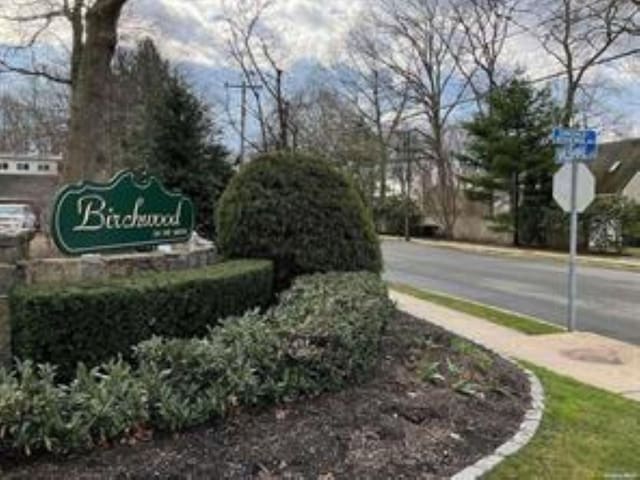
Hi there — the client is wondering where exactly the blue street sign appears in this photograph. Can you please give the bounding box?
[552,128,598,164]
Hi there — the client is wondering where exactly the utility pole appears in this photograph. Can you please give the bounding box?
[275,68,288,149]
[403,129,414,242]
[225,81,262,164]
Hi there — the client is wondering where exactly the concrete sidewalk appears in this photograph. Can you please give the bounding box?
[391,290,640,402]
[382,236,640,273]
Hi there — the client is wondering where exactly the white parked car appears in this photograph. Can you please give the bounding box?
[0,203,38,237]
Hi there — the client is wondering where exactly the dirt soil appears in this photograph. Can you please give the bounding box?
[1,312,530,479]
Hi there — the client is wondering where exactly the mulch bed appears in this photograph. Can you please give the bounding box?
[1,311,530,479]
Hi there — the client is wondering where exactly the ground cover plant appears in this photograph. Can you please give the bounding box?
[216,151,382,289]
[0,271,393,458]
[10,259,274,379]
[1,312,530,479]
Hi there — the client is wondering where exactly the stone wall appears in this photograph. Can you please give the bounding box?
[0,244,217,366]
[453,197,511,245]
[17,246,216,286]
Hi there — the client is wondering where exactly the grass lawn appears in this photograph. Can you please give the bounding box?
[489,364,640,480]
[393,283,640,479]
[389,282,564,335]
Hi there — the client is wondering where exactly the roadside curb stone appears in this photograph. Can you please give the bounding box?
[393,304,546,480]
[382,236,640,273]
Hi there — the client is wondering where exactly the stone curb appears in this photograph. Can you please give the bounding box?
[393,304,546,480]
[451,367,544,480]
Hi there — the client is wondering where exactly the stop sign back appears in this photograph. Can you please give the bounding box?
[553,163,595,213]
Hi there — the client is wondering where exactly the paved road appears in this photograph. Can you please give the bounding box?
[383,240,640,345]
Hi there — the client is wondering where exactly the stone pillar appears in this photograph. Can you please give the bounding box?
[0,297,10,366]
[0,234,30,264]
[0,264,17,367]
[0,235,29,367]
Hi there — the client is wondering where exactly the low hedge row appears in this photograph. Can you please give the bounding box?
[0,272,394,456]
[9,259,274,379]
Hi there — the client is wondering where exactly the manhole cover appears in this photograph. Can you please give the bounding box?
[562,347,624,365]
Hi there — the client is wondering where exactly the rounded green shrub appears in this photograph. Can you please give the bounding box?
[216,151,382,288]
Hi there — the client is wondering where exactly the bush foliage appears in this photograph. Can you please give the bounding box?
[0,272,393,456]
[10,260,274,379]
[216,151,382,288]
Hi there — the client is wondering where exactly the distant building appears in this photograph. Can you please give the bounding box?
[589,138,640,202]
[0,153,60,176]
[588,138,640,250]
[0,153,62,231]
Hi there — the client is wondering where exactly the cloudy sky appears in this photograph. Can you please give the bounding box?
[125,0,363,67]
[1,0,639,143]
[127,0,640,140]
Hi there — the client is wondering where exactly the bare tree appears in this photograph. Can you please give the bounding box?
[0,79,68,154]
[339,23,409,201]
[291,85,383,203]
[447,0,519,113]
[531,0,639,126]
[221,0,292,152]
[1,0,130,181]
[368,0,472,238]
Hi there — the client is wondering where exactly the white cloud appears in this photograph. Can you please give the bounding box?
[1,0,638,138]
[123,0,365,68]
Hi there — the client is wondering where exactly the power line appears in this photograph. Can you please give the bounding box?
[440,47,640,112]
[225,81,263,163]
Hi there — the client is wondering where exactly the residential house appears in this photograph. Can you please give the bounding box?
[589,138,640,202]
[587,138,640,250]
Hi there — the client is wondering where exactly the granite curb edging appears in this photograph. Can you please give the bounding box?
[451,366,544,479]
[394,304,545,480]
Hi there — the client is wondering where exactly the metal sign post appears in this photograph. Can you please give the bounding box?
[568,156,579,331]
[552,127,598,332]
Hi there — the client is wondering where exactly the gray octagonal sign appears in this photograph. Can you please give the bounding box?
[553,163,596,213]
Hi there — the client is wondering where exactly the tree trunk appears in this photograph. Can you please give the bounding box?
[379,145,388,201]
[65,0,128,182]
[512,171,520,246]
[372,71,388,202]
[276,68,288,150]
[562,83,577,127]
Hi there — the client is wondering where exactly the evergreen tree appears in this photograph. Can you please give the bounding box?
[114,39,233,239]
[111,39,172,170]
[461,79,558,246]
[145,76,232,240]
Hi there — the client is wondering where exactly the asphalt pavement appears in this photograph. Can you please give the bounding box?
[383,240,640,345]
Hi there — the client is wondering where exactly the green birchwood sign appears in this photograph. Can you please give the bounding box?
[51,171,195,255]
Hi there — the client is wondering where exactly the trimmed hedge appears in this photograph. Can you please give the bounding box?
[10,259,274,379]
[216,151,382,289]
[0,271,393,456]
